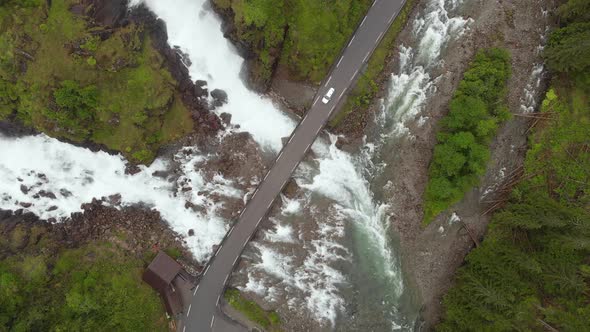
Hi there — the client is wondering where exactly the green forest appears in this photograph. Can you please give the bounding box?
[213,0,372,86]
[0,0,193,163]
[0,226,168,331]
[438,0,590,330]
[423,48,512,224]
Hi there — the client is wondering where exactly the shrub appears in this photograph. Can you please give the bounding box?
[423,48,511,224]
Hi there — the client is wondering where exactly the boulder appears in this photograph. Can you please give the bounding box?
[220,112,232,126]
[210,89,228,104]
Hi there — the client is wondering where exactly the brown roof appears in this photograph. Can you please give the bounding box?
[143,251,182,292]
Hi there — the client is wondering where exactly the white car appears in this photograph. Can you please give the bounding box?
[322,87,335,104]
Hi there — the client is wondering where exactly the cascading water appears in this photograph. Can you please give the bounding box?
[379,0,472,139]
[0,135,232,263]
[132,0,415,328]
[0,0,474,330]
[131,0,471,330]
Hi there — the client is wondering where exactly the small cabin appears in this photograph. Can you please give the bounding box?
[143,251,192,316]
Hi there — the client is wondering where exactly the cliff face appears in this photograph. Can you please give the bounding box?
[0,0,221,164]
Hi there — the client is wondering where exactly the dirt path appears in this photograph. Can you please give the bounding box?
[364,0,558,328]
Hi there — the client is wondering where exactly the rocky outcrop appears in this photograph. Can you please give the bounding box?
[127,4,222,134]
[0,201,198,269]
[209,1,284,93]
[82,0,129,28]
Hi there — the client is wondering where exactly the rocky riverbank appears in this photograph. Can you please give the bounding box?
[0,0,223,164]
[0,200,197,271]
[358,0,557,328]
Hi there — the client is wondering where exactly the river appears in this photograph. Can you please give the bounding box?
[0,0,474,330]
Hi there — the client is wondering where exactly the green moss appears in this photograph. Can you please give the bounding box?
[330,0,418,127]
[9,224,28,251]
[1,0,193,164]
[163,247,182,260]
[225,288,281,330]
[0,242,168,331]
[214,0,372,85]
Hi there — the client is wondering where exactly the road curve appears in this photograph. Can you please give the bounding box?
[183,0,407,330]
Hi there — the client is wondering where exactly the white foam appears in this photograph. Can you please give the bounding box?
[280,195,302,216]
[264,219,296,243]
[133,0,295,152]
[448,212,461,225]
[0,134,231,263]
[383,0,472,136]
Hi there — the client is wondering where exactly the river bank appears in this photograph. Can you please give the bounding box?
[354,0,557,328]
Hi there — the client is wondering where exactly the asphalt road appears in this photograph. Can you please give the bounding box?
[182,0,407,330]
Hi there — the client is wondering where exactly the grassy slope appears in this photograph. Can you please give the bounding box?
[437,75,590,332]
[224,288,281,331]
[213,0,371,85]
[0,0,193,164]
[0,232,168,331]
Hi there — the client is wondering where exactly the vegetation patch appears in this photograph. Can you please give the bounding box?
[439,1,590,329]
[0,0,193,164]
[422,48,512,225]
[225,288,281,330]
[213,0,372,85]
[0,241,168,331]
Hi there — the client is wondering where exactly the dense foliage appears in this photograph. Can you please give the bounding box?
[0,0,193,163]
[423,48,512,224]
[439,1,590,330]
[0,241,167,331]
[214,0,372,84]
[225,288,281,330]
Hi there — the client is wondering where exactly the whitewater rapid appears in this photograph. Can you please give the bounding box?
[0,0,473,329]
[0,135,232,263]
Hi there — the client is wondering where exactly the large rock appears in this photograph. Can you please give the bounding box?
[83,0,129,28]
[210,89,228,104]
[195,80,208,98]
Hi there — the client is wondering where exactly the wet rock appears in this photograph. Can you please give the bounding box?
[211,89,228,104]
[39,191,57,199]
[151,170,170,179]
[47,206,58,212]
[188,229,195,236]
[335,136,350,150]
[19,202,32,208]
[174,46,192,67]
[0,121,37,138]
[125,163,141,175]
[20,185,29,195]
[60,189,73,198]
[83,0,128,28]
[220,112,232,126]
[107,194,122,206]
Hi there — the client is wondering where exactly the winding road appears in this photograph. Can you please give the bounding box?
[182,0,407,330]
